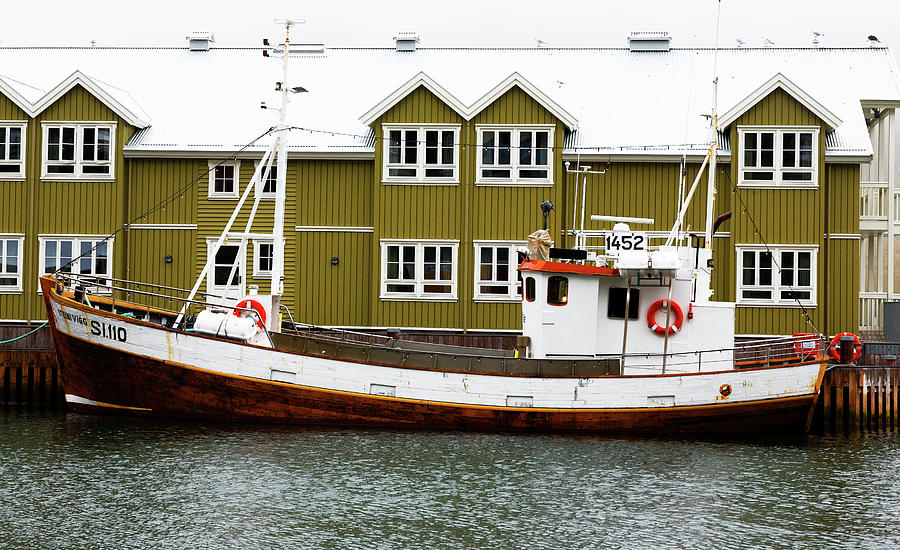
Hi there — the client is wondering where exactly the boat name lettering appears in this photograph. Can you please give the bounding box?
[56,307,89,327]
[90,320,127,342]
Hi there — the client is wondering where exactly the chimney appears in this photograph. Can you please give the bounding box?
[627,32,671,52]
[394,32,419,52]
[186,31,215,52]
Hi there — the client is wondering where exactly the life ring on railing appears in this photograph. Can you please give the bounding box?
[646,299,684,336]
[233,298,267,331]
[827,332,862,362]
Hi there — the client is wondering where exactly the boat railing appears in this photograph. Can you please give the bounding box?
[50,273,268,335]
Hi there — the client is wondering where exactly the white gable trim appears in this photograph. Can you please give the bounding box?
[359,72,469,126]
[468,72,577,130]
[0,77,37,117]
[359,71,578,130]
[718,73,842,131]
[30,71,150,128]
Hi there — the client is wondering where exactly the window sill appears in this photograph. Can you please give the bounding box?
[0,175,25,181]
[736,183,819,190]
[475,181,553,187]
[207,195,241,200]
[473,297,521,303]
[0,288,24,294]
[41,177,115,183]
[736,302,818,309]
[380,295,458,303]
[381,180,459,186]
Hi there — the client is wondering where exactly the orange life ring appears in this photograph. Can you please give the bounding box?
[827,332,862,362]
[233,298,267,331]
[719,383,732,397]
[646,299,684,336]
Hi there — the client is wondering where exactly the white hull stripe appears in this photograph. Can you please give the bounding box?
[66,393,153,412]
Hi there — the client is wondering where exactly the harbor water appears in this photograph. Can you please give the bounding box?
[2,410,899,549]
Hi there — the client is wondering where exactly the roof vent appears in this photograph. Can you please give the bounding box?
[628,32,671,52]
[394,32,419,52]
[186,31,215,52]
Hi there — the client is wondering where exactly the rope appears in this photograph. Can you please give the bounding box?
[0,321,49,345]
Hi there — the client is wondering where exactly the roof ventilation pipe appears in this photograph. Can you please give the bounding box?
[187,31,215,52]
[627,32,671,52]
[394,32,419,52]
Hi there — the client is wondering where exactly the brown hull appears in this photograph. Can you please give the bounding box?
[52,329,817,435]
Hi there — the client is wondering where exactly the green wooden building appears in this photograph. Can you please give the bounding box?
[1,33,898,338]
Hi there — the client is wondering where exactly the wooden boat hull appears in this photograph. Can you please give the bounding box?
[42,278,825,435]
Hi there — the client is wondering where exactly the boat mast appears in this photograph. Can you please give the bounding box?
[703,0,722,248]
[271,18,297,298]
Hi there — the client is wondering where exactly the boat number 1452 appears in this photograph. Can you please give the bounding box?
[605,232,647,252]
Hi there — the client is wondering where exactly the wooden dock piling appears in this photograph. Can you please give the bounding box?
[819,366,900,433]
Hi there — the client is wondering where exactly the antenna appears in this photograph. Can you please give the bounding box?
[565,161,610,250]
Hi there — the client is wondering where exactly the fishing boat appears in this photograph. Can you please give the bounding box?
[40,21,828,434]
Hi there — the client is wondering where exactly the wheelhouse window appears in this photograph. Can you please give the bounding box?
[381,240,458,300]
[39,235,113,290]
[474,242,526,301]
[607,287,640,319]
[0,123,26,179]
[0,235,24,292]
[382,125,459,183]
[737,246,817,306]
[208,161,239,198]
[42,123,114,180]
[477,126,553,185]
[547,276,568,306]
[738,127,817,186]
[525,277,535,302]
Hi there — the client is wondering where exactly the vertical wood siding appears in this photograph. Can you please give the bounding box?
[294,232,372,326]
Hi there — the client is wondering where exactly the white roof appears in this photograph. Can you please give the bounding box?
[0,46,897,158]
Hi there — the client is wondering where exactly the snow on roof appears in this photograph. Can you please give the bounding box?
[0,46,897,158]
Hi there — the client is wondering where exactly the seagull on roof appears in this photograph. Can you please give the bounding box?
[868,35,880,46]
[763,37,775,47]
[736,38,745,48]
[811,31,823,46]
[535,38,549,48]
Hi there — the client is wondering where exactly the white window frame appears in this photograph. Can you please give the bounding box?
[253,160,278,200]
[476,125,554,186]
[38,235,114,294]
[41,122,115,181]
[381,124,460,184]
[205,238,246,296]
[380,239,459,301]
[737,126,818,188]
[473,241,527,302]
[736,244,818,307]
[251,238,284,278]
[0,234,25,293]
[0,121,26,180]
[207,160,241,199]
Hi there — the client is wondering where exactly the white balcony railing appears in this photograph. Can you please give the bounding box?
[860,182,889,222]
[860,291,888,331]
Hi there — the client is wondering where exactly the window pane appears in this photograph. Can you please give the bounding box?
[761,150,773,167]
[744,150,757,168]
[744,132,757,150]
[389,130,401,164]
[404,130,417,164]
[535,131,549,166]
[742,250,755,285]
[759,252,772,285]
[780,252,794,286]
[425,131,437,164]
[6,240,17,272]
[798,252,811,269]
[440,246,451,263]
[424,246,435,263]
[783,133,795,150]
[441,131,454,165]
[525,277,535,302]
[783,150,795,167]
[216,245,238,264]
[45,241,57,272]
[60,241,72,272]
[499,132,511,165]
[519,131,532,165]
[761,132,774,149]
[387,284,414,293]
[799,151,812,168]
[799,133,813,149]
[547,276,568,305]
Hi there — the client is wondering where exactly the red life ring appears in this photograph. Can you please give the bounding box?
[827,332,862,362]
[646,299,684,336]
[233,298,267,331]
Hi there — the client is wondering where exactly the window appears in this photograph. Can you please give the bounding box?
[207,240,245,295]
[608,287,640,319]
[547,276,568,306]
[382,125,459,183]
[525,277,535,302]
[381,240,458,300]
[737,246,817,306]
[477,126,553,184]
[0,123,26,179]
[253,240,274,277]
[0,235,24,292]
[738,127,818,186]
[39,235,113,289]
[256,163,277,198]
[208,161,240,198]
[42,123,114,179]
[474,242,526,301]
